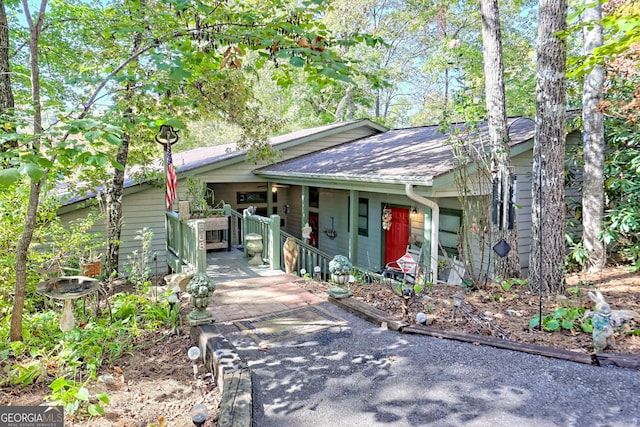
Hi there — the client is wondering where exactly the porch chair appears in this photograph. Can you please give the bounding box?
[382,246,423,285]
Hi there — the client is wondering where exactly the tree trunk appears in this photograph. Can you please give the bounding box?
[581,0,606,272]
[0,0,16,151]
[105,131,130,274]
[11,0,47,341]
[480,0,520,279]
[335,85,354,121]
[104,4,143,275]
[530,0,568,295]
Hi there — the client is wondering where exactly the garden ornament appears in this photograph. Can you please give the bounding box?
[382,208,392,230]
[302,223,312,239]
[186,273,216,325]
[328,255,353,298]
[283,237,299,274]
[588,290,615,352]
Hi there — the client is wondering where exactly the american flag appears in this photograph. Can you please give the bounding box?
[166,142,177,209]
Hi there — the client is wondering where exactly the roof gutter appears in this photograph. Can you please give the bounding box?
[405,184,439,283]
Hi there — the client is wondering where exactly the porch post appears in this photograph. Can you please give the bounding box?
[195,219,207,274]
[269,214,281,270]
[349,190,359,265]
[267,182,274,215]
[423,207,433,282]
[301,186,309,240]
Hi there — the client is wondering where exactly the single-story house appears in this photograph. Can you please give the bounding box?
[57,117,581,281]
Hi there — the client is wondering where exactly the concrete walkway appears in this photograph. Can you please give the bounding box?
[202,249,640,427]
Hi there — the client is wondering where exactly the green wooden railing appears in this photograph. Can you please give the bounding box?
[166,204,232,273]
[167,206,359,278]
[280,231,333,280]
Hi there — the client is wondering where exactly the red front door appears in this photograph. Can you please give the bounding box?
[385,207,410,265]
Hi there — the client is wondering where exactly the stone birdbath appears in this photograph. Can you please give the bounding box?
[36,276,101,332]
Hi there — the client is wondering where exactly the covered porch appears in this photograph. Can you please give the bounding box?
[165,205,337,279]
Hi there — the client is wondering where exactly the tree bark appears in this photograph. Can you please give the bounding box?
[105,131,129,274]
[0,0,16,151]
[581,0,606,272]
[530,0,568,295]
[480,0,520,279]
[104,4,144,275]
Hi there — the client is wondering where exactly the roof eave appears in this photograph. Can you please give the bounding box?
[253,170,433,187]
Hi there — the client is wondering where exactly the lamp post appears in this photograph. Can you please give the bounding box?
[191,403,208,426]
[187,346,201,381]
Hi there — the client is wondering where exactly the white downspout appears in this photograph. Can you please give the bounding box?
[405,184,439,283]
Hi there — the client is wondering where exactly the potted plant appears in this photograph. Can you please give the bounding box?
[329,255,352,282]
[80,250,103,277]
[184,176,216,218]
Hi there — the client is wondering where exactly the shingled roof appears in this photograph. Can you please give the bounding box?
[254,117,536,186]
[59,119,384,206]
[169,119,381,173]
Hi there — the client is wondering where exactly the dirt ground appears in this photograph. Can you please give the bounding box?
[0,301,221,427]
[296,265,640,355]
[2,266,639,426]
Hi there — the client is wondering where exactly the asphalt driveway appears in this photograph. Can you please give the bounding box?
[216,301,640,427]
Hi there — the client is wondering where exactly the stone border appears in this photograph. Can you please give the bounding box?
[191,324,253,427]
[329,296,640,370]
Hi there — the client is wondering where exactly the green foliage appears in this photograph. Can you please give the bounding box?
[0,306,137,388]
[184,176,220,217]
[565,231,588,272]
[0,286,181,419]
[143,298,181,332]
[46,376,110,417]
[125,227,155,285]
[495,277,527,292]
[7,358,49,387]
[393,281,424,297]
[567,285,581,298]
[110,293,148,323]
[567,2,640,77]
[529,307,592,333]
[5,0,385,341]
[38,212,106,278]
[602,115,640,270]
[329,255,353,275]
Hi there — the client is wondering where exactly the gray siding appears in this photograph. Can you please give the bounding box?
[57,124,383,277]
[59,186,169,276]
[119,186,167,274]
[513,150,534,273]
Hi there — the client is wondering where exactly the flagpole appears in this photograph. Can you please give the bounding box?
[155,124,179,211]
[164,147,169,210]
